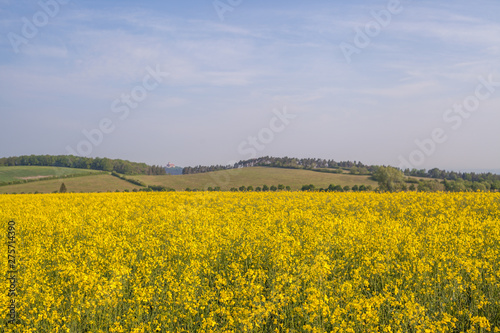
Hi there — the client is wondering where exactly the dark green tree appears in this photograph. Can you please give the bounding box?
[59,183,67,193]
[301,184,315,191]
[333,185,343,192]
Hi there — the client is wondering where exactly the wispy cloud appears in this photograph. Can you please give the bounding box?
[0,1,499,169]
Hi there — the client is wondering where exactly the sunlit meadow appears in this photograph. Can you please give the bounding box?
[1,192,500,332]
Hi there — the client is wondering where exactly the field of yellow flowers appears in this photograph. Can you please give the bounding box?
[1,192,500,332]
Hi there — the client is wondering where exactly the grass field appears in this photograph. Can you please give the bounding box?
[1,192,499,332]
[0,174,143,194]
[0,166,102,183]
[0,166,445,194]
[135,167,378,191]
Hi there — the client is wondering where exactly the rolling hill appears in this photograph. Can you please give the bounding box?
[133,167,378,191]
[0,174,143,194]
[0,166,378,193]
[0,166,102,184]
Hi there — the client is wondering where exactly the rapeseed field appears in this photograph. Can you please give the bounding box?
[1,192,499,332]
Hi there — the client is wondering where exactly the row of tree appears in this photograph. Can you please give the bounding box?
[184,184,374,192]
[374,166,500,192]
[402,167,500,182]
[0,155,166,175]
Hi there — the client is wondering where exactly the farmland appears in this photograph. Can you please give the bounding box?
[0,174,142,194]
[1,192,499,332]
[134,166,378,191]
[0,166,102,184]
[0,166,378,194]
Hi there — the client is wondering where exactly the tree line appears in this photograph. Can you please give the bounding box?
[402,167,500,183]
[0,155,166,175]
[182,183,372,192]
[374,166,500,192]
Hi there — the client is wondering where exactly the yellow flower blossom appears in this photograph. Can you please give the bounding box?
[0,192,499,332]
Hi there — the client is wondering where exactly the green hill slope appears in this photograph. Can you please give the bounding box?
[0,174,144,194]
[0,166,102,184]
[134,167,378,191]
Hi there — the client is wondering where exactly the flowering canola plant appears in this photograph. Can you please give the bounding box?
[1,192,500,332]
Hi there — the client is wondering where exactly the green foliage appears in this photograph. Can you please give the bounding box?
[59,183,67,193]
[301,184,315,191]
[349,166,359,175]
[350,166,370,175]
[444,179,494,192]
[374,166,405,192]
[147,185,175,192]
[417,180,442,192]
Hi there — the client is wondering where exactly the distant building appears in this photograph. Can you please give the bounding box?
[166,162,175,168]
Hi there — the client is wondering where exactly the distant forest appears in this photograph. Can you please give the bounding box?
[0,155,166,175]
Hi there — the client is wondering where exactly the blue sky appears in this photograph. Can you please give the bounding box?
[1,0,499,171]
